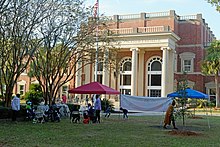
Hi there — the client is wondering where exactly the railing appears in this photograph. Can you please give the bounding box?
[179,15,197,20]
[138,26,170,33]
[110,28,133,34]
[118,14,141,20]
[145,11,170,18]
[109,26,170,35]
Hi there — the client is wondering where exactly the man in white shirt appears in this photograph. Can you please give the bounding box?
[11,94,20,121]
[94,94,101,123]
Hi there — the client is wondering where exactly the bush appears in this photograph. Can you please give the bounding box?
[0,105,27,119]
[0,107,12,119]
[24,84,43,105]
[0,100,5,107]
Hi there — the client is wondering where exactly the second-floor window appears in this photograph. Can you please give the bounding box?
[183,60,191,72]
[179,52,195,73]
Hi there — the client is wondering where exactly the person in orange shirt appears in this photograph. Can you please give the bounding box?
[163,100,178,129]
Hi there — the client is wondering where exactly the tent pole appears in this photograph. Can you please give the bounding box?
[119,94,121,119]
[205,102,210,129]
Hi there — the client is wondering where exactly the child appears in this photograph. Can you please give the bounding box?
[26,100,35,120]
[120,107,128,119]
[105,105,111,118]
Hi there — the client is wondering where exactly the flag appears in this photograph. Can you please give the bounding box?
[93,0,99,17]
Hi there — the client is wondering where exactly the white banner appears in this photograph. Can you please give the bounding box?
[120,95,173,112]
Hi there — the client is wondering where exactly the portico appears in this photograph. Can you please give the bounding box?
[110,26,180,97]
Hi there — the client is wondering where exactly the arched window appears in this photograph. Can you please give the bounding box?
[147,57,162,97]
[120,58,132,95]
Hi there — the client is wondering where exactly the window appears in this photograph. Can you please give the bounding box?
[17,80,26,95]
[120,89,131,95]
[19,85,25,95]
[120,58,132,95]
[94,61,103,84]
[120,75,131,85]
[97,75,103,84]
[123,62,132,71]
[147,57,162,97]
[97,62,103,71]
[151,75,161,86]
[179,52,195,73]
[148,89,161,97]
[183,60,191,72]
[209,88,216,102]
[62,86,68,94]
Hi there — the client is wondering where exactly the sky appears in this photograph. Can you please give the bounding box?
[85,0,220,39]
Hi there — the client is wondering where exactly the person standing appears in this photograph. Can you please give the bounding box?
[85,95,89,106]
[11,94,20,122]
[62,94,67,104]
[163,100,178,129]
[94,94,101,123]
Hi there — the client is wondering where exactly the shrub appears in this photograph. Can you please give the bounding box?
[24,84,43,105]
[0,107,12,119]
[0,105,27,119]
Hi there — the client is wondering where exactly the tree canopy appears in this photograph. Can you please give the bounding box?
[0,0,118,106]
[207,0,220,12]
[0,0,50,106]
[201,40,220,107]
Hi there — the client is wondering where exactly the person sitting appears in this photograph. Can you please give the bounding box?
[83,111,89,124]
[34,99,48,123]
[163,100,178,129]
[26,100,35,120]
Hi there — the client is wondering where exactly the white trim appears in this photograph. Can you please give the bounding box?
[179,52,195,73]
[17,80,26,85]
[146,56,162,97]
[119,57,132,93]
[31,80,39,84]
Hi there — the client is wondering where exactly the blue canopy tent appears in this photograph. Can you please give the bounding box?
[167,88,208,99]
[167,88,210,128]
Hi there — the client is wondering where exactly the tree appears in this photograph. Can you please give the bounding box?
[29,0,117,105]
[201,40,220,108]
[175,73,189,126]
[207,0,220,12]
[0,0,50,107]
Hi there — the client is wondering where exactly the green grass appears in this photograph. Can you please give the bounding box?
[0,114,220,147]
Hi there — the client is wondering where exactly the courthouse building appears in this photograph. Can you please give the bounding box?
[15,10,217,102]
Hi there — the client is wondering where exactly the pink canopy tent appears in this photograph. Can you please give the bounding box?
[68,82,120,95]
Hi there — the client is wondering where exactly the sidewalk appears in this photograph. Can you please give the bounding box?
[110,111,220,116]
[110,111,164,116]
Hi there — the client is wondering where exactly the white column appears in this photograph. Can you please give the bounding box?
[138,50,145,96]
[161,47,169,97]
[103,49,109,86]
[84,63,90,84]
[75,61,82,88]
[168,49,175,93]
[130,48,138,96]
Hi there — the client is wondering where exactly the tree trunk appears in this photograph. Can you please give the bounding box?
[215,74,220,108]
[5,89,13,107]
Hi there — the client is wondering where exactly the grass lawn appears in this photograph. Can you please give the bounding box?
[0,114,220,147]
